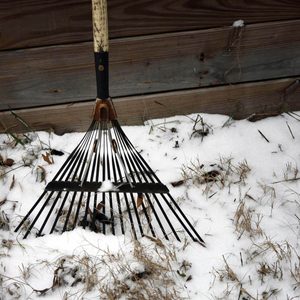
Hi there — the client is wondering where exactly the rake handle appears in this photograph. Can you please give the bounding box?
[92,0,109,99]
[92,0,109,52]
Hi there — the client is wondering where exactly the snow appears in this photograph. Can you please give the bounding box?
[1,112,300,299]
[98,179,116,192]
[232,19,244,27]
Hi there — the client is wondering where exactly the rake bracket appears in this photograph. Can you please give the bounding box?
[45,181,169,194]
[93,98,117,121]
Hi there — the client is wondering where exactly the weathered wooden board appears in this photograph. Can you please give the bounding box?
[1,20,300,111]
[1,77,299,134]
[1,0,300,50]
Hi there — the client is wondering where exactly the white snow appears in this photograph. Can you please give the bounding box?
[1,111,300,299]
[98,179,116,192]
[232,19,244,27]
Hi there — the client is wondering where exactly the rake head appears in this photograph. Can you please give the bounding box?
[15,100,205,246]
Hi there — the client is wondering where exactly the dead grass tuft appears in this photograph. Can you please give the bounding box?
[1,240,187,299]
[234,200,263,238]
[0,211,10,231]
[181,157,251,195]
[99,241,185,300]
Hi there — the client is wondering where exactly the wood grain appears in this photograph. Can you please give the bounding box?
[1,0,300,50]
[1,20,300,110]
[92,0,109,52]
[1,77,299,134]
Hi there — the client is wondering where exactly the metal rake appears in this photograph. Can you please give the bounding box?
[15,0,205,247]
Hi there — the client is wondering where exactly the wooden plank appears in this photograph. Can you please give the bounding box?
[1,19,300,110]
[1,77,299,135]
[1,0,300,50]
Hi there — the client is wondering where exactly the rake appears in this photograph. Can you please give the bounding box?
[15,0,205,246]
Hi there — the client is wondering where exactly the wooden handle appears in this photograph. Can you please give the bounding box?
[92,0,109,52]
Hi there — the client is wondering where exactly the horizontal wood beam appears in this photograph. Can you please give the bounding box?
[1,19,300,111]
[1,77,299,135]
[1,0,300,50]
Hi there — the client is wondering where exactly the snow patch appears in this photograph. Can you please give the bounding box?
[1,112,300,299]
[98,179,116,192]
[232,19,244,27]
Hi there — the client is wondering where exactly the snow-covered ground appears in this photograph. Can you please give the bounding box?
[1,112,300,299]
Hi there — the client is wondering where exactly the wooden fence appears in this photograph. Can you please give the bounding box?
[1,0,300,133]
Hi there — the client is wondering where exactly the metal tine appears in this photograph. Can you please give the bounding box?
[23,192,57,238]
[144,193,169,239]
[14,190,48,233]
[49,191,70,234]
[21,123,96,236]
[113,119,165,240]
[115,129,161,201]
[82,121,102,229]
[101,121,107,234]
[137,193,156,238]
[112,123,145,182]
[39,122,95,235]
[112,122,149,183]
[117,158,166,239]
[162,193,205,245]
[60,122,98,233]
[113,124,145,238]
[58,121,97,183]
[152,193,181,241]
[62,191,78,232]
[80,121,101,185]
[129,192,144,238]
[66,122,98,229]
[55,121,96,184]
[108,123,133,187]
[108,127,125,234]
[113,124,156,237]
[123,193,137,239]
[72,192,85,230]
[50,121,99,234]
[91,189,98,232]
[112,125,159,212]
[113,120,162,183]
[113,123,185,241]
[82,192,91,229]
[22,191,55,238]
[38,191,63,236]
[91,121,102,232]
[115,129,178,240]
[108,194,115,234]
[77,122,99,183]
[112,124,138,185]
[85,121,101,231]
[161,193,200,243]
[114,121,204,244]
[116,140,172,240]
[23,191,56,238]
[114,134,153,239]
[105,124,115,235]
[111,130,137,238]
[53,121,96,181]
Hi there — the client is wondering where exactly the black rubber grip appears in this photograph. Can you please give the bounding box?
[94,51,109,99]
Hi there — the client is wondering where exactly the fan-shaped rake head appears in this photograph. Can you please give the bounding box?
[14,100,205,246]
